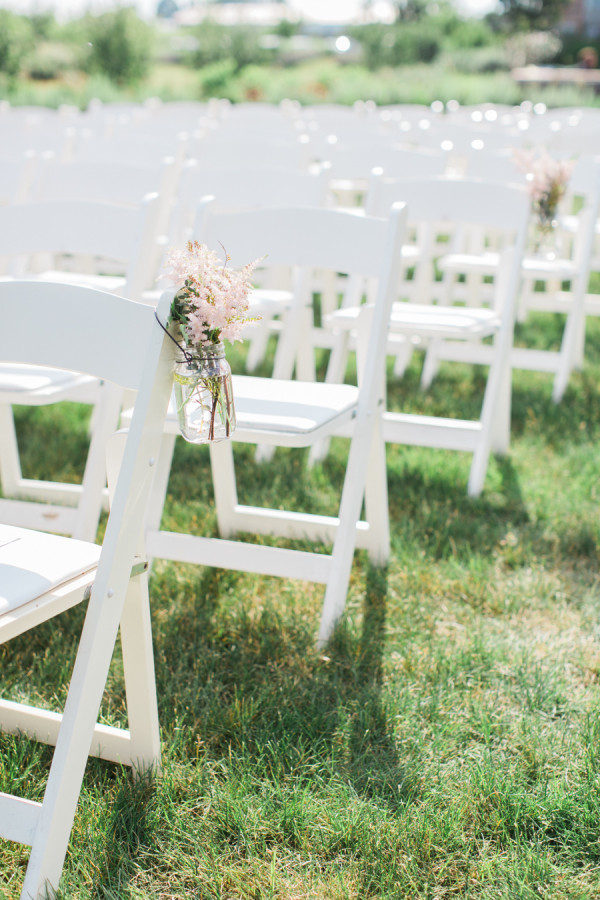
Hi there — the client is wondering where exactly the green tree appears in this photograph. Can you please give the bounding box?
[84,7,153,85]
[492,0,570,32]
[352,21,442,69]
[0,11,34,80]
[191,20,269,73]
[394,0,430,22]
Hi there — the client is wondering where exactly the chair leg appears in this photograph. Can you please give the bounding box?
[120,573,161,774]
[390,334,413,379]
[420,337,442,389]
[362,415,390,566]
[308,330,352,466]
[20,576,134,900]
[0,403,23,497]
[467,348,512,498]
[553,292,587,402]
[210,439,240,538]
[317,411,385,648]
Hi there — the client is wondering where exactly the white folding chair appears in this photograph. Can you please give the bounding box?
[426,157,600,401]
[323,176,531,496]
[0,194,162,542]
[142,202,409,646]
[0,282,174,900]
[514,154,600,401]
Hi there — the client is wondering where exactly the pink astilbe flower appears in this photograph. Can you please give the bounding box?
[513,149,575,231]
[160,241,262,348]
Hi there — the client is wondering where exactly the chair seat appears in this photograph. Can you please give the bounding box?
[331,302,500,339]
[159,374,359,447]
[521,255,577,280]
[0,363,98,403]
[439,250,576,281]
[0,523,100,615]
[439,251,501,274]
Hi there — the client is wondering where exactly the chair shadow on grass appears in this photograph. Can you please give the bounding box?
[80,554,417,894]
[158,557,418,800]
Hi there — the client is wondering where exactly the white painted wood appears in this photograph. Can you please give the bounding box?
[0,285,176,900]
[146,531,333,583]
[352,176,530,496]
[0,192,162,542]
[440,156,600,401]
[0,793,41,846]
[0,700,133,764]
[146,203,409,645]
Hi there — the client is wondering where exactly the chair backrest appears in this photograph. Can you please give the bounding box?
[369,174,530,249]
[74,129,189,169]
[322,142,448,182]
[191,198,408,384]
[0,281,171,393]
[30,155,178,207]
[366,174,531,306]
[166,162,329,245]
[193,199,405,279]
[188,134,312,171]
[0,120,77,160]
[0,193,161,300]
[562,154,600,270]
[0,278,175,632]
[464,148,529,184]
[367,175,530,237]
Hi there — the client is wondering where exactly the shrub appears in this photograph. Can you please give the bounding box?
[353,22,442,69]
[190,21,270,73]
[445,46,511,74]
[0,11,34,80]
[557,35,600,67]
[25,41,78,80]
[442,17,498,50]
[83,8,154,85]
[197,58,238,97]
[504,31,562,67]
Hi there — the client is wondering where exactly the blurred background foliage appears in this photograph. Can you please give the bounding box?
[0,0,599,108]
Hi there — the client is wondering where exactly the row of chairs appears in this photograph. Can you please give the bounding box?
[2,160,599,552]
[0,181,528,894]
[2,101,600,897]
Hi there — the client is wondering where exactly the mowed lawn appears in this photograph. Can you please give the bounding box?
[1,298,600,899]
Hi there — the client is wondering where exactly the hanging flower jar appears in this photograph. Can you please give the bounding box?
[174,341,235,443]
[159,240,262,444]
[513,149,575,261]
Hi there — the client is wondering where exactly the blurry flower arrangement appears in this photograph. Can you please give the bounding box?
[513,149,575,234]
[158,240,262,443]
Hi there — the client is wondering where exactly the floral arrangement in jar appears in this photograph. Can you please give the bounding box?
[159,240,261,443]
[513,149,575,254]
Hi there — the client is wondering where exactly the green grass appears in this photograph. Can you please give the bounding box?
[3,57,600,110]
[2,306,600,898]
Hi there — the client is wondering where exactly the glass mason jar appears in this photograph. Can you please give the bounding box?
[531,216,561,262]
[173,341,236,443]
